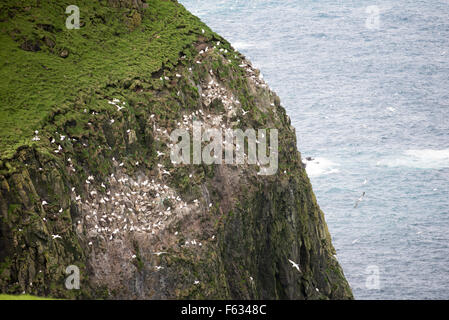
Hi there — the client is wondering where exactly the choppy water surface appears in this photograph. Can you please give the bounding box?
[180,0,449,299]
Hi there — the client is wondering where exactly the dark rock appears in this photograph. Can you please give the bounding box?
[42,36,55,48]
[36,23,55,33]
[59,49,69,58]
[20,39,41,52]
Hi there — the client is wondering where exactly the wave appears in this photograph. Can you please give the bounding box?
[230,40,271,51]
[305,157,340,177]
[377,149,449,169]
[230,41,258,51]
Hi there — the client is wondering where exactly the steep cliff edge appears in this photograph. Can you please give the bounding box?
[0,0,353,299]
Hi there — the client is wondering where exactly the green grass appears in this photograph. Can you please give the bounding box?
[0,294,56,300]
[0,0,211,159]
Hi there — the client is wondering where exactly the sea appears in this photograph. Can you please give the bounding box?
[179,0,449,299]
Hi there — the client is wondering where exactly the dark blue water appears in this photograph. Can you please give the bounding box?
[180,0,449,299]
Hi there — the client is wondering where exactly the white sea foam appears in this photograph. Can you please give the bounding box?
[305,157,340,177]
[231,41,254,50]
[377,149,449,169]
[231,40,271,51]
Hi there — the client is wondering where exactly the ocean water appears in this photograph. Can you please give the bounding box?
[179,0,449,299]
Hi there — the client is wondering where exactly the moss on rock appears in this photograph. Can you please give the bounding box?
[0,0,353,300]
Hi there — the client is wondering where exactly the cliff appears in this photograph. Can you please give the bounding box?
[0,0,353,299]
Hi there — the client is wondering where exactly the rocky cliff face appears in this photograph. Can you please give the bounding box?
[0,0,353,299]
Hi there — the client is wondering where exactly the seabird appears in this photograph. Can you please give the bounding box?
[288,259,301,272]
[354,192,365,208]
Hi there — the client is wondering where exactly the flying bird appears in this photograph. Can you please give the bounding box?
[288,259,301,273]
[354,192,366,208]
[152,252,167,256]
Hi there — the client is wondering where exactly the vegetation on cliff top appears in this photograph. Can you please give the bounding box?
[0,0,212,159]
[0,293,56,300]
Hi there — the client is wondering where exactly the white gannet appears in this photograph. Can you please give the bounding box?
[288,259,301,272]
[354,192,365,208]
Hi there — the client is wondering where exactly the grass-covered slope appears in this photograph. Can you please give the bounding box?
[0,0,208,159]
[0,0,353,299]
[0,293,56,300]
